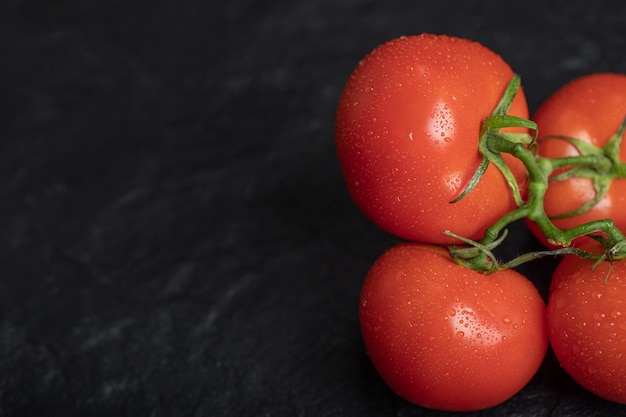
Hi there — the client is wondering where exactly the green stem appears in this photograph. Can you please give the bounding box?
[448,75,626,272]
[491,138,625,247]
[549,154,610,171]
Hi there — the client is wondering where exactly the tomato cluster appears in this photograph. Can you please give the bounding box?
[335,34,626,411]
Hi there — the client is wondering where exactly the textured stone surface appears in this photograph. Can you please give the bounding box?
[2,0,626,415]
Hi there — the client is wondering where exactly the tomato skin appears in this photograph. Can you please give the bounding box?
[547,243,626,404]
[335,34,528,244]
[359,242,548,411]
[527,73,626,249]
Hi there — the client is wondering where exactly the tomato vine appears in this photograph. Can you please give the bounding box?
[447,75,626,273]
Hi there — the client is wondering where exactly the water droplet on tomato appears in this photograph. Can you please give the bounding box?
[456,331,464,337]
[448,308,456,316]
[593,312,606,320]
[501,316,512,325]
[444,137,452,142]
[607,285,620,296]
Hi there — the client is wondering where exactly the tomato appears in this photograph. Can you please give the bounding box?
[359,242,548,411]
[547,243,626,404]
[335,34,529,244]
[526,73,626,249]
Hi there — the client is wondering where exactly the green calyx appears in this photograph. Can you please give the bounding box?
[450,75,537,207]
[447,75,626,273]
[540,117,626,219]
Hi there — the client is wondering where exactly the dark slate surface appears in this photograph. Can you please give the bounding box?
[2,0,626,415]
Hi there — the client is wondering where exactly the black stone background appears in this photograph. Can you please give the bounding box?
[2,0,626,416]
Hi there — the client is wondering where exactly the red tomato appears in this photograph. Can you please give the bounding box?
[526,73,626,248]
[335,34,529,244]
[359,242,548,411]
[547,244,626,404]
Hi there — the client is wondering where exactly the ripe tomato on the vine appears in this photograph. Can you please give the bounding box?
[547,244,626,404]
[526,73,626,248]
[359,242,548,411]
[335,34,529,244]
